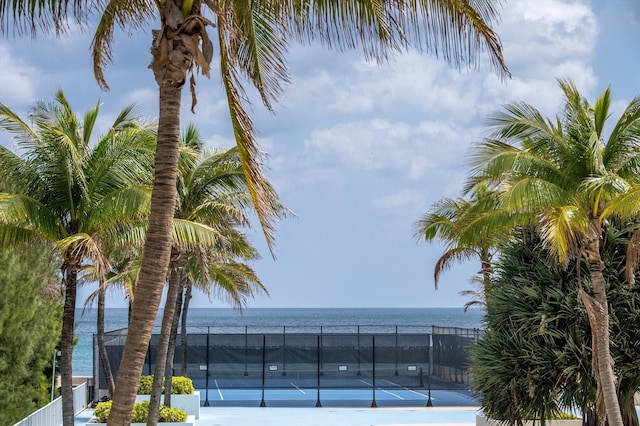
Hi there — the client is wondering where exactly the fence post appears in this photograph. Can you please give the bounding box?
[315,334,321,407]
[357,326,361,376]
[244,325,248,376]
[260,335,266,407]
[371,335,377,408]
[394,325,399,376]
[282,326,287,376]
[427,332,433,406]
[204,327,210,407]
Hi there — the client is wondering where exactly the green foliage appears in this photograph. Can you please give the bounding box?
[169,376,194,395]
[472,224,640,425]
[131,400,150,422]
[159,405,188,422]
[138,375,154,394]
[94,401,112,423]
[93,400,186,423]
[137,375,194,394]
[0,246,62,425]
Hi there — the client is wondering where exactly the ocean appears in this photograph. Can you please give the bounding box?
[72,307,484,377]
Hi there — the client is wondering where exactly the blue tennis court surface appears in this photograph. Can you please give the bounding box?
[199,386,477,407]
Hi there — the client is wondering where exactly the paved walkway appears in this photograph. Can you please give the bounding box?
[76,406,480,425]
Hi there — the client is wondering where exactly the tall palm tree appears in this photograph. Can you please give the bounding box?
[466,80,640,426]
[148,127,273,423]
[0,90,156,426]
[2,3,510,423]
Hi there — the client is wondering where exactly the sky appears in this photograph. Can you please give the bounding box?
[1,0,639,309]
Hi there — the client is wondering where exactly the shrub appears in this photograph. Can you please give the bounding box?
[138,375,154,394]
[94,401,112,423]
[131,400,150,422]
[170,376,194,395]
[92,399,187,423]
[138,375,194,395]
[159,405,188,422]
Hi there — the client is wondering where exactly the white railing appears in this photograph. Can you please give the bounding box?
[13,381,88,426]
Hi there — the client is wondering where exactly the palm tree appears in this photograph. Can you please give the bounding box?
[170,126,271,362]
[148,127,273,423]
[2,3,510,423]
[0,90,156,426]
[466,80,640,426]
[473,224,640,425]
[414,183,505,310]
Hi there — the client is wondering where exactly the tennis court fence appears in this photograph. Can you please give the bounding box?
[95,325,481,401]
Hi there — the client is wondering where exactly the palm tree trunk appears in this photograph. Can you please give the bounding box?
[60,262,78,426]
[582,223,624,426]
[107,82,182,425]
[148,254,183,426]
[97,283,116,396]
[180,282,193,376]
[163,276,184,407]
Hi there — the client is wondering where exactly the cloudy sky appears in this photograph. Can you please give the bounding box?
[1,0,639,309]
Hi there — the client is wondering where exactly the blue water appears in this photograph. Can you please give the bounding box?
[72,307,484,376]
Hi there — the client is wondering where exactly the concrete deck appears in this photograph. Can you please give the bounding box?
[76,406,480,425]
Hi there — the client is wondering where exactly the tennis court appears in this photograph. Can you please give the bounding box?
[197,378,477,408]
[100,326,480,408]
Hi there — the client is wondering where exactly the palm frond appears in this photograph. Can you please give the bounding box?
[0,194,62,241]
[217,17,283,255]
[0,0,93,36]
[92,0,157,90]
[433,246,479,289]
[537,206,588,267]
[228,0,290,112]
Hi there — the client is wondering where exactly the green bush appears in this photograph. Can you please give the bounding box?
[137,375,194,395]
[138,375,154,394]
[159,405,188,422]
[94,401,112,423]
[92,399,186,423]
[131,400,150,422]
[170,376,194,395]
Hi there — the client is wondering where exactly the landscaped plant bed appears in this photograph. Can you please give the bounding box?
[476,415,582,426]
[135,376,200,419]
[87,415,195,426]
[88,400,193,425]
[135,391,200,419]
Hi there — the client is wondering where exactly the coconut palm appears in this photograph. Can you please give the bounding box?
[3,2,510,423]
[148,127,274,423]
[466,80,640,425]
[0,90,156,426]
[414,183,506,310]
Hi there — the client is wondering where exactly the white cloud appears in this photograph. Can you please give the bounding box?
[0,43,37,106]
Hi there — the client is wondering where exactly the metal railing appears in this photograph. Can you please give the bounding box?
[13,381,88,426]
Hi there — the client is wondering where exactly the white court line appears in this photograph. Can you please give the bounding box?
[379,379,435,399]
[214,379,223,400]
[378,388,405,400]
[290,383,307,394]
[358,379,405,400]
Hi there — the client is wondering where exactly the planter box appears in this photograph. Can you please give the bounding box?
[476,415,582,426]
[88,415,195,426]
[135,391,200,419]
